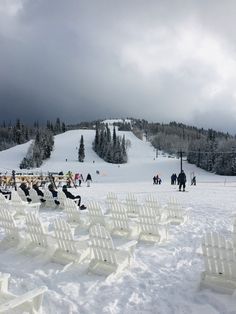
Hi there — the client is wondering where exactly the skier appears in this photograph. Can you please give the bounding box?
[191,176,196,186]
[178,170,187,192]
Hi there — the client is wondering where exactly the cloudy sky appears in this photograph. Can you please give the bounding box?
[1,0,236,133]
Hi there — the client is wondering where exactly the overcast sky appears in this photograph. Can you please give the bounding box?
[1,0,236,133]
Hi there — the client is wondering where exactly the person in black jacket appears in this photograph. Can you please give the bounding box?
[178,170,187,192]
[32,183,46,203]
[85,173,92,187]
[48,184,60,205]
[19,179,32,202]
[62,185,86,209]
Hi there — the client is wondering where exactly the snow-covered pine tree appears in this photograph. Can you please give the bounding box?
[78,135,85,162]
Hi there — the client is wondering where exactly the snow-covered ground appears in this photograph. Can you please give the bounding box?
[0,127,236,313]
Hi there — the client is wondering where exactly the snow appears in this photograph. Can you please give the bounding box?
[0,124,236,313]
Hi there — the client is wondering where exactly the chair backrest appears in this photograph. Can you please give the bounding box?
[111,202,129,232]
[145,195,162,216]
[17,189,28,202]
[11,190,25,205]
[88,201,106,226]
[44,189,55,205]
[53,218,77,255]
[25,213,48,248]
[166,198,183,219]
[0,208,18,239]
[64,198,80,223]
[106,192,118,207]
[29,189,40,203]
[0,194,8,206]
[202,232,235,279]
[57,191,67,209]
[89,224,117,265]
[139,206,161,236]
[125,193,140,216]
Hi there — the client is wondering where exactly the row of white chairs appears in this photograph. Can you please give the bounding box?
[106,192,187,225]
[0,209,136,279]
[88,201,167,242]
[0,191,40,216]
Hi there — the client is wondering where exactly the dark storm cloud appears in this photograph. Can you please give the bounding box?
[1,0,236,132]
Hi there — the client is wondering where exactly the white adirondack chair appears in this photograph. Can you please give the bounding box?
[17,188,28,202]
[0,208,20,247]
[89,224,137,277]
[106,192,118,213]
[125,193,140,217]
[145,195,167,221]
[201,232,236,294]
[44,189,56,208]
[25,212,49,251]
[165,197,187,224]
[57,191,67,209]
[111,202,132,236]
[88,201,106,227]
[29,189,41,203]
[0,272,47,314]
[139,206,168,242]
[52,218,89,265]
[0,193,10,208]
[10,191,40,215]
[64,198,81,224]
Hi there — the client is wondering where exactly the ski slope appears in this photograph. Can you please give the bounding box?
[0,127,236,313]
[0,128,227,184]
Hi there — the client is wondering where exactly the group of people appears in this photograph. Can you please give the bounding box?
[48,183,86,209]
[64,171,92,188]
[152,170,195,192]
[171,173,177,185]
[16,178,87,210]
[153,174,162,185]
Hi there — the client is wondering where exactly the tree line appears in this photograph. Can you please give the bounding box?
[0,118,66,169]
[19,118,67,169]
[131,118,236,175]
[93,123,127,164]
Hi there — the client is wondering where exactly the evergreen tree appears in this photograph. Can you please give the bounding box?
[62,122,66,133]
[78,135,85,162]
[113,127,117,147]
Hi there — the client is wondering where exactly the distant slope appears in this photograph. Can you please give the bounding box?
[41,129,200,183]
[0,128,226,183]
[0,141,32,173]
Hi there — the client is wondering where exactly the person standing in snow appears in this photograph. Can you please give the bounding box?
[178,170,187,192]
[86,173,92,187]
[75,173,84,187]
[153,175,157,184]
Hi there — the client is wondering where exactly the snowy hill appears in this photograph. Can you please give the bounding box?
[0,127,229,184]
[0,126,236,313]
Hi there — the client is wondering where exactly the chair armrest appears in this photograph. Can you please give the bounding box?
[0,286,48,313]
[117,240,137,252]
